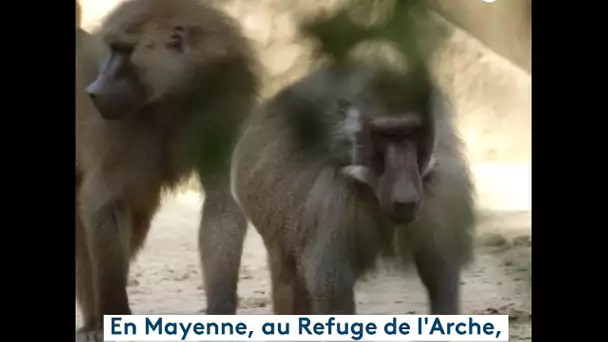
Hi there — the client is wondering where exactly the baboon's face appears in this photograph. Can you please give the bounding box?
[337,100,432,225]
[86,23,198,120]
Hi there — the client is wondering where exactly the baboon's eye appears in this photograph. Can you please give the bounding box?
[166,26,185,52]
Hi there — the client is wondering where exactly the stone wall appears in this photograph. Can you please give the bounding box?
[425,0,531,74]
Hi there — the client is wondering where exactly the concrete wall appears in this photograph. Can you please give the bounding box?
[425,0,531,74]
[78,0,531,210]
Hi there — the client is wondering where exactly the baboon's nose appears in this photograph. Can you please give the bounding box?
[393,201,417,215]
[87,93,99,103]
[86,91,103,111]
[389,200,421,224]
[86,86,104,107]
[85,74,111,102]
[85,90,127,120]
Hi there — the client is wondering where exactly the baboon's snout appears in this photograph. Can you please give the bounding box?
[86,71,148,121]
[86,84,129,120]
[85,51,148,120]
[383,174,423,224]
[389,199,422,224]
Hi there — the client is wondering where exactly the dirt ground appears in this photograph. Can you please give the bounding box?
[75,189,531,341]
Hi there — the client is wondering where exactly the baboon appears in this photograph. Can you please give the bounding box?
[75,0,258,339]
[76,0,101,241]
[231,62,475,314]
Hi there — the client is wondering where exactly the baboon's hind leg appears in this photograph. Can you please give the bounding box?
[301,249,356,314]
[267,249,312,314]
[129,202,159,258]
[293,274,312,314]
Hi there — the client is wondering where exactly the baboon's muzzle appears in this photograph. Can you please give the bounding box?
[85,51,147,120]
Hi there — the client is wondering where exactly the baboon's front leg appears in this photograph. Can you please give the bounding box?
[199,181,248,314]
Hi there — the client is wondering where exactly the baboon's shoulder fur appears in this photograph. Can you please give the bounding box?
[233,65,476,272]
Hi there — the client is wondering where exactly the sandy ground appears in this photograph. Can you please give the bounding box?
[75,183,531,341]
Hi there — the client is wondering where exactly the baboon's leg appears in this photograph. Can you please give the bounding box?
[309,275,356,314]
[76,168,99,330]
[301,248,356,314]
[129,203,159,258]
[76,207,98,329]
[412,236,461,314]
[267,249,312,314]
[268,250,295,314]
[80,180,133,318]
[405,170,473,315]
[293,275,312,314]
[199,177,248,314]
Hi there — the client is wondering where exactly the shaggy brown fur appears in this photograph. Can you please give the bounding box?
[75,0,259,340]
[231,63,475,314]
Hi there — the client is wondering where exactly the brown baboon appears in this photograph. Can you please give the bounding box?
[231,62,475,314]
[76,1,101,262]
[76,22,103,341]
[75,0,258,339]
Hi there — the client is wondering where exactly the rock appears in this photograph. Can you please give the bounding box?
[479,232,508,247]
[241,297,270,308]
[241,11,273,46]
[272,12,297,42]
[261,43,307,77]
[508,307,531,322]
[513,234,531,247]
